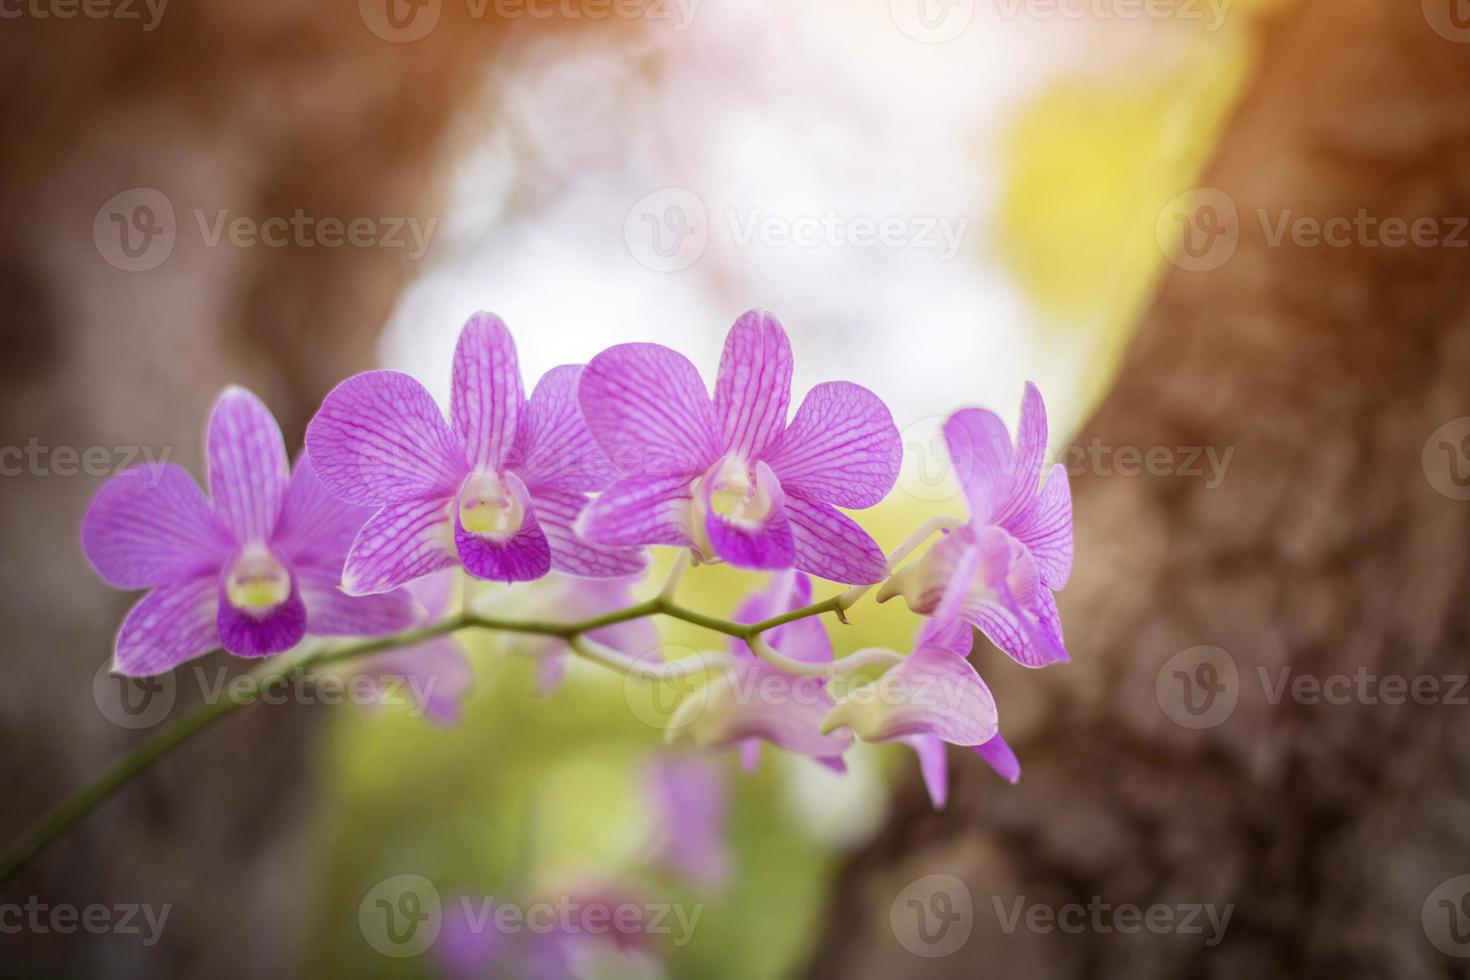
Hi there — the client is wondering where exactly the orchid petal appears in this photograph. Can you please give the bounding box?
[670,659,852,761]
[113,577,220,676]
[785,496,888,585]
[297,564,423,636]
[821,643,998,746]
[902,734,950,809]
[216,578,307,657]
[511,364,620,493]
[82,463,232,589]
[576,475,694,548]
[714,309,793,460]
[273,454,373,569]
[534,490,648,578]
[994,381,1047,525]
[765,381,900,509]
[942,407,1014,526]
[730,570,832,664]
[343,495,458,595]
[973,732,1020,783]
[647,755,732,891]
[1006,462,1073,589]
[363,637,472,726]
[454,472,551,582]
[306,370,467,507]
[207,386,290,544]
[578,342,720,478]
[703,461,795,570]
[451,313,523,473]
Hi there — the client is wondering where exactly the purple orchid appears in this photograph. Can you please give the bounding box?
[81,387,421,676]
[827,557,1020,809]
[306,313,645,594]
[879,383,1072,667]
[667,571,851,768]
[488,573,660,694]
[354,571,473,725]
[576,309,901,585]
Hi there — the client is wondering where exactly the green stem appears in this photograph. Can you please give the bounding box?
[0,588,852,887]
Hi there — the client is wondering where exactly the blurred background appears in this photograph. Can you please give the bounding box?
[5,0,1470,977]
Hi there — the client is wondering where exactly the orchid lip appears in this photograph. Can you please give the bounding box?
[689,456,776,558]
[457,470,525,540]
[224,545,292,616]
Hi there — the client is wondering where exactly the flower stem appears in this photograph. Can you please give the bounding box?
[0,583,860,886]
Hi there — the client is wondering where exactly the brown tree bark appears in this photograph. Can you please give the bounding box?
[805,1,1470,977]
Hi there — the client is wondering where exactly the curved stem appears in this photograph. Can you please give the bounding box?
[0,579,862,886]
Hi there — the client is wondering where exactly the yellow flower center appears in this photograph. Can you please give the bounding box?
[225,547,291,614]
[458,471,524,539]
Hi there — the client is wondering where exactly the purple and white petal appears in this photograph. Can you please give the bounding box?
[994,381,1048,526]
[534,490,648,578]
[113,577,221,676]
[273,454,373,570]
[942,407,1017,526]
[306,370,467,508]
[677,658,853,761]
[297,563,423,636]
[902,734,950,809]
[713,309,793,461]
[216,580,308,657]
[451,313,523,473]
[576,475,694,548]
[363,637,472,726]
[511,364,621,494]
[343,495,459,596]
[765,381,901,509]
[1005,461,1073,589]
[973,732,1020,783]
[206,386,291,544]
[785,495,889,585]
[82,463,232,589]
[646,755,732,892]
[703,462,796,570]
[454,475,552,583]
[822,643,998,746]
[578,342,720,478]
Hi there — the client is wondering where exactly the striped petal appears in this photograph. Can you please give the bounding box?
[821,643,998,746]
[206,386,290,544]
[307,370,467,508]
[510,364,621,494]
[714,309,793,460]
[703,461,795,570]
[1006,461,1073,589]
[765,381,900,509]
[994,381,1048,526]
[576,475,694,548]
[578,342,720,478]
[343,495,459,596]
[113,577,221,676]
[453,473,551,583]
[216,578,307,657]
[785,495,888,585]
[942,407,1014,526]
[82,463,232,589]
[534,490,648,578]
[451,313,523,473]
[273,454,373,570]
[297,563,423,637]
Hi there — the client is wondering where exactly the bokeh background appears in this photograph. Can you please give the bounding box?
[6,0,1470,977]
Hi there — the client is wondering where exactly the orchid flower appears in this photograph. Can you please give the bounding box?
[306,313,645,594]
[879,383,1073,667]
[576,310,901,584]
[824,556,1019,809]
[81,387,422,676]
[487,573,659,694]
[665,572,852,768]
